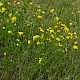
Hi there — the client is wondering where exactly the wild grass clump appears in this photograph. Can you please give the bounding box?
[0,0,80,80]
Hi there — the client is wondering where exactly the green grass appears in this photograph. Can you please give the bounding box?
[0,0,80,80]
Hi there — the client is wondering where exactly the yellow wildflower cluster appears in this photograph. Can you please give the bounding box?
[61,24,69,32]
[0,0,79,67]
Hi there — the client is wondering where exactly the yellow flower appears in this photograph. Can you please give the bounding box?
[64,27,69,32]
[58,43,63,47]
[68,32,73,36]
[73,45,78,49]
[37,6,41,8]
[61,24,66,27]
[11,16,17,22]
[39,58,42,64]
[18,32,24,35]
[2,27,5,29]
[28,40,31,45]
[69,36,73,39]
[46,38,52,42]
[4,53,6,56]
[8,13,12,17]
[74,35,78,38]
[65,48,68,52]
[41,11,45,14]
[56,38,60,41]
[37,9,41,12]
[16,43,20,46]
[0,2,3,6]
[50,34,54,38]
[27,24,30,26]
[14,0,16,3]
[73,32,76,35]
[69,22,73,26]
[50,29,54,34]
[55,17,59,21]
[1,7,6,13]
[29,2,33,5]
[7,2,11,5]
[60,36,64,39]
[50,8,54,13]
[59,22,61,24]
[65,36,70,39]
[57,30,60,32]
[16,39,20,42]
[40,34,44,39]
[39,27,44,32]
[37,41,40,45]
[74,41,78,44]
[33,35,39,40]
[17,2,21,5]
[61,24,69,32]
[72,12,74,14]
[37,15,42,18]
[8,30,12,34]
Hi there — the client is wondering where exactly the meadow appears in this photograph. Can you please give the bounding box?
[0,0,80,80]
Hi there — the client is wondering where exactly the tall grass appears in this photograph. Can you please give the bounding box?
[0,0,80,80]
